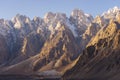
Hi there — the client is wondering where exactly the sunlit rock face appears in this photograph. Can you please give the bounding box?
[0,9,93,73]
[63,16,120,80]
[1,6,120,79]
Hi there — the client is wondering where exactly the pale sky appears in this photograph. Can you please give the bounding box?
[0,0,120,19]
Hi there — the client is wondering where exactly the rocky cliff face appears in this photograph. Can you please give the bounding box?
[63,12,120,80]
[0,14,50,66]
[0,22,80,75]
[0,9,95,75]
[0,6,120,79]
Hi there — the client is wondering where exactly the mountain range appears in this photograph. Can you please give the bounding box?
[0,6,120,80]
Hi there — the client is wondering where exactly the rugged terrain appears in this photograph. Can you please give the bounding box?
[0,6,120,80]
[63,7,120,80]
[0,8,95,75]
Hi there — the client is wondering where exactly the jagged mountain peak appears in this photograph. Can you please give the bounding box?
[33,16,44,26]
[44,12,55,21]
[113,6,120,11]
[71,9,84,16]
[102,6,120,15]
[93,15,108,27]
[102,6,120,20]
[87,19,120,47]
[12,14,31,29]
[12,14,29,21]
[110,6,120,13]
[94,16,104,23]
[69,9,93,36]
[44,12,67,24]
[63,15,120,80]
[70,9,93,20]
[33,16,41,21]
[2,7,120,79]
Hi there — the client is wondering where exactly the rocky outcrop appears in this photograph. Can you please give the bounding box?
[0,9,93,67]
[70,9,93,35]
[9,33,46,65]
[63,18,120,80]
[102,6,120,20]
[0,22,80,75]
[1,6,120,78]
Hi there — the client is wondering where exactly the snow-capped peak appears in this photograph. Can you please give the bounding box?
[113,6,120,11]
[102,6,120,19]
[108,6,120,13]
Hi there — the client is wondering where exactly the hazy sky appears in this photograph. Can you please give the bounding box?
[0,0,120,19]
